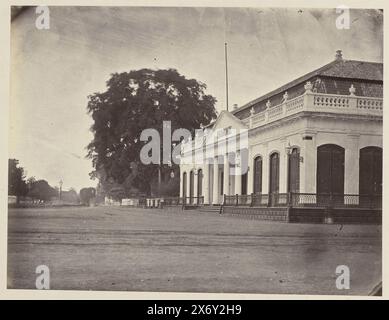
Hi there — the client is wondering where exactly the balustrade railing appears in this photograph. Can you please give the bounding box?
[313,94,350,108]
[163,197,184,206]
[144,196,205,207]
[184,196,204,206]
[268,105,283,119]
[180,92,382,157]
[237,194,252,206]
[243,92,383,130]
[223,195,237,206]
[221,192,381,209]
[357,97,383,111]
[300,193,382,208]
[285,95,305,112]
[251,193,269,207]
[143,193,381,209]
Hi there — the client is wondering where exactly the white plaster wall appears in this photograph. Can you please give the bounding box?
[179,112,382,202]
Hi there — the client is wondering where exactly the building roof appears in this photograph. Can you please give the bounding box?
[232,55,383,115]
[319,60,383,80]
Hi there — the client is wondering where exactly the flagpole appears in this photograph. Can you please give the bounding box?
[225,42,229,112]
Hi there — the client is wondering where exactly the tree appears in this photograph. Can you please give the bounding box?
[8,159,28,201]
[28,180,57,202]
[79,187,96,206]
[61,188,80,204]
[95,181,106,204]
[27,176,36,188]
[87,68,217,197]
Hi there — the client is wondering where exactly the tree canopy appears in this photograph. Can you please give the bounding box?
[28,179,57,202]
[80,187,96,205]
[87,68,217,197]
[8,159,28,198]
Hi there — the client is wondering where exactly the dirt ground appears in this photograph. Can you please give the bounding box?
[7,206,381,295]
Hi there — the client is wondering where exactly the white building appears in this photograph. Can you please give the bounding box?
[179,51,382,217]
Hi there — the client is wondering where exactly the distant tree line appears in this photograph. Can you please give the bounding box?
[8,159,96,206]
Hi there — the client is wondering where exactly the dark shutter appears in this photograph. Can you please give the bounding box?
[253,156,263,194]
[317,144,345,195]
[360,147,382,194]
[288,148,300,193]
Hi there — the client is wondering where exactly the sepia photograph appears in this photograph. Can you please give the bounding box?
[6,4,383,297]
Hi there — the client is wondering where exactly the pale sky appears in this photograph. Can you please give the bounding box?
[9,7,383,191]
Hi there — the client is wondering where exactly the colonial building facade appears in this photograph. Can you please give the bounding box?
[179,51,382,217]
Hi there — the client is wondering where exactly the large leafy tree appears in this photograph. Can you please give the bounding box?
[27,179,57,202]
[87,68,217,196]
[79,187,96,206]
[61,188,80,204]
[8,159,28,200]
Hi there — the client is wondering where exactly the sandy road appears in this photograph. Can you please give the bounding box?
[7,206,381,295]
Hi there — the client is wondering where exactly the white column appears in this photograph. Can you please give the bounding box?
[300,132,317,193]
[193,169,198,203]
[262,144,269,194]
[345,134,360,194]
[247,148,254,194]
[279,139,287,193]
[187,170,191,202]
[179,167,185,198]
[223,154,230,196]
[203,162,210,204]
[212,157,219,205]
[209,163,213,204]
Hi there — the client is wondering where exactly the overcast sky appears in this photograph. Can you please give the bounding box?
[9,6,383,191]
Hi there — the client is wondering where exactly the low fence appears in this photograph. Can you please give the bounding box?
[164,196,204,206]
[223,193,382,209]
[119,193,381,210]
[225,193,287,207]
[142,196,204,208]
[289,193,381,209]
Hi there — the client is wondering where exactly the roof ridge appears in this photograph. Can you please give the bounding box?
[342,59,383,64]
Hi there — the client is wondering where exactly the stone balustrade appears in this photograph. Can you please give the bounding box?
[181,90,382,153]
[243,91,382,129]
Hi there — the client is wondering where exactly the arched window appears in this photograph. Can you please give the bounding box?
[269,152,280,193]
[359,147,382,195]
[240,148,249,195]
[288,147,300,193]
[253,156,263,194]
[317,144,344,194]
[241,173,248,195]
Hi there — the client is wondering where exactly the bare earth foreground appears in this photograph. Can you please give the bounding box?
[7,206,381,295]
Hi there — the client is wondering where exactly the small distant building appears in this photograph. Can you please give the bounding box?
[104,196,121,206]
[8,195,17,204]
[121,198,140,206]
